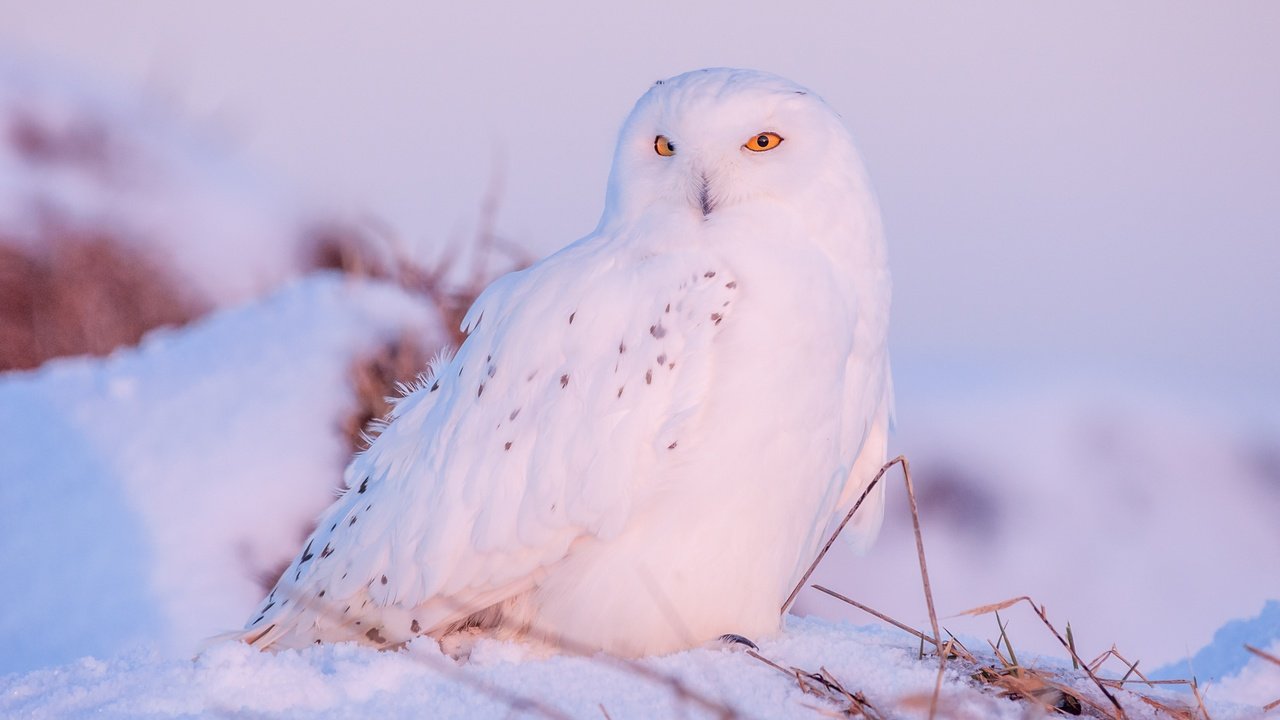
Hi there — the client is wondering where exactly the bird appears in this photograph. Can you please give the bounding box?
[238,67,892,658]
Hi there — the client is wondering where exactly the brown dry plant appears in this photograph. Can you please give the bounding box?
[0,229,204,372]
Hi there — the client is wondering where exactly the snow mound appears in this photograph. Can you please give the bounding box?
[0,51,306,306]
[1154,600,1280,708]
[0,274,441,674]
[0,618,1054,719]
[5,615,1269,719]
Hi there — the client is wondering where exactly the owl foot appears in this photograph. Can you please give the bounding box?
[717,633,759,651]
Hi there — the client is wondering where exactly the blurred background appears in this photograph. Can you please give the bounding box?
[1,0,1276,686]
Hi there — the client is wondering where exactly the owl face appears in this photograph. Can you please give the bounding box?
[601,68,855,230]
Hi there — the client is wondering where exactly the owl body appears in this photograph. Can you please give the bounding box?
[240,68,891,657]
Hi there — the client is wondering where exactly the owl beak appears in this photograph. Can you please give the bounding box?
[697,172,715,217]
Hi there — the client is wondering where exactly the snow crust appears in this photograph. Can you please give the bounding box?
[0,618,1085,719]
[0,274,440,674]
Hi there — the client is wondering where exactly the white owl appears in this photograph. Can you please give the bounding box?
[239,68,892,657]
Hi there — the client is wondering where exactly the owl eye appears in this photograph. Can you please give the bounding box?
[745,132,784,152]
[654,135,676,157]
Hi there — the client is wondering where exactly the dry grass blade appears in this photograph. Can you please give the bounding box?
[1067,622,1080,670]
[1138,694,1199,720]
[1245,647,1280,715]
[929,639,953,719]
[744,650,884,719]
[1245,644,1280,667]
[956,596,1126,718]
[1190,678,1212,720]
[781,458,895,615]
[782,458,945,703]
[896,455,942,654]
[811,585,937,648]
[956,596,1032,618]
[994,610,1020,676]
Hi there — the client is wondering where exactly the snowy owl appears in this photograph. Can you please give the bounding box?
[239,68,892,657]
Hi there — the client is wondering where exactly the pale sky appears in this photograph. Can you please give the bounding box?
[4,1,1279,405]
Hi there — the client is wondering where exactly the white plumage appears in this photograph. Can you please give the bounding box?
[240,68,892,657]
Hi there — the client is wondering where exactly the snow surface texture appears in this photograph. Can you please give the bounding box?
[2,616,1260,720]
[0,51,305,307]
[0,274,440,674]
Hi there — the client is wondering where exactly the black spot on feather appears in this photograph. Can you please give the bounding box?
[300,541,314,562]
[560,374,569,388]
[321,543,333,558]
[411,619,421,633]
[366,627,388,644]
[358,478,368,494]
[381,575,388,585]
[704,271,716,278]
[649,324,667,339]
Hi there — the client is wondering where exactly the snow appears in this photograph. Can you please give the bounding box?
[1212,639,1280,710]
[0,273,441,675]
[0,616,1194,719]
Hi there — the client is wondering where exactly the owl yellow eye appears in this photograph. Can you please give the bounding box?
[654,135,676,156]
[745,132,783,152]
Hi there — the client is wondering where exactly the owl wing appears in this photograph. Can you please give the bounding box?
[240,239,741,649]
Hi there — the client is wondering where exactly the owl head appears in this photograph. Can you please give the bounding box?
[598,68,872,235]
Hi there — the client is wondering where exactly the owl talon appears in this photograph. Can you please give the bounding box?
[718,633,759,650]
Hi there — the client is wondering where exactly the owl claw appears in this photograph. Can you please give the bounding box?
[717,633,759,650]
